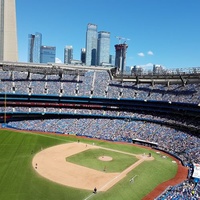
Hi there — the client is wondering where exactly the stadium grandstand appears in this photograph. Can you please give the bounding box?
[0,61,200,199]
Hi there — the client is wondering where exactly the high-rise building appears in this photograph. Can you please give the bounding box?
[0,0,18,61]
[85,23,98,66]
[109,55,115,66]
[28,32,42,63]
[153,64,163,75]
[40,46,56,63]
[64,45,73,64]
[97,31,110,66]
[80,48,86,64]
[115,44,128,73]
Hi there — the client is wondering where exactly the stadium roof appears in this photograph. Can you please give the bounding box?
[0,61,200,85]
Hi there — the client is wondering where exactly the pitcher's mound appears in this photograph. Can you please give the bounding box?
[98,156,113,161]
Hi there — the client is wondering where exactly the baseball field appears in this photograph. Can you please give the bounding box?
[0,129,187,200]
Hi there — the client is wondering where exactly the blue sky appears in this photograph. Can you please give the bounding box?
[16,0,200,69]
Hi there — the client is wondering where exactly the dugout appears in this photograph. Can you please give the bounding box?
[132,138,158,148]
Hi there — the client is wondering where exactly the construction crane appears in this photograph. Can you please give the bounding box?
[116,36,130,44]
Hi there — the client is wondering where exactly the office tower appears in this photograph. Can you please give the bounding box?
[153,64,163,75]
[85,23,98,66]
[0,0,18,61]
[131,65,143,75]
[80,48,86,64]
[97,31,110,66]
[40,46,56,63]
[115,44,128,73]
[64,45,73,64]
[109,55,115,65]
[28,32,42,63]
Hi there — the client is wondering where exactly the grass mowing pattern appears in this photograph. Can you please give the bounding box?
[92,154,177,200]
[66,148,138,172]
[0,129,177,200]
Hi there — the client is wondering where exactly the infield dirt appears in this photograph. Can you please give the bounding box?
[32,142,153,191]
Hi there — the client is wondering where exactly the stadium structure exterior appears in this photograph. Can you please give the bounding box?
[0,61,200,85]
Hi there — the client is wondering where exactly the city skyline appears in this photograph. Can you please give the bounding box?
[16,0,200,69]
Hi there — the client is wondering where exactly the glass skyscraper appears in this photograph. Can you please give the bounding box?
[85,23,98,66]
[81,48,86,64]
[64,45,73,64]
[109,55,115,66]
[28,32,42,63]
[97,31,110,66]
[40,45,56,63]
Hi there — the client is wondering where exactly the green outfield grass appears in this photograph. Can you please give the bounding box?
[67,148,138,172]
[0,129,178,200]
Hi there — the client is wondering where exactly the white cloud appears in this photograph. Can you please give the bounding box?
[147,51,154,56]
[138,52,145,57]
[56,57,62,63]
[130,63,154,71]
[141,63,154,67]
[140,63,154,70]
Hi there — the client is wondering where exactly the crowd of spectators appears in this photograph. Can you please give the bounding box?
[0,70,200,104]
[156,180,199,200]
